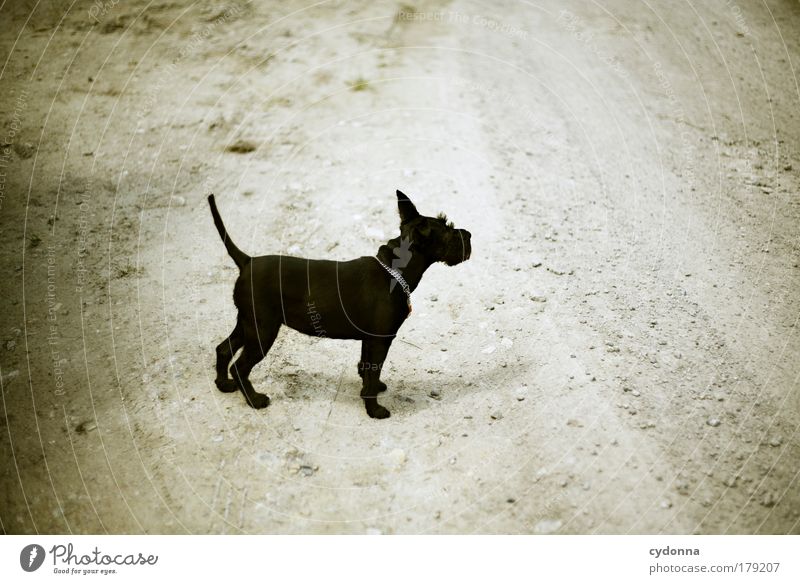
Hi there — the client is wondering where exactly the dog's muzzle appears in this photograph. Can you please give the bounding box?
[446,229,472,265]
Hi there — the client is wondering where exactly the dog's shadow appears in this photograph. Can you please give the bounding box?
[263,356,519,420]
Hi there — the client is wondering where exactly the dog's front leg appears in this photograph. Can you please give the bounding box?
[360,338,393,419]
[358,342,387,393]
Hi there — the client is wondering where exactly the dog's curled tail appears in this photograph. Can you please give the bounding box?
[208,194,250,270]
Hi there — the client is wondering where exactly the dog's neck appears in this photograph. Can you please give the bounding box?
[376,236,434,293]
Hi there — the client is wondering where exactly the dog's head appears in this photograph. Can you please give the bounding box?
[395,190,472,266]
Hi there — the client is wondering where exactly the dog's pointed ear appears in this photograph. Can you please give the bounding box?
[397,190,419,224]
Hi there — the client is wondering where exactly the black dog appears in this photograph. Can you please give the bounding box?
[208,190,471,419]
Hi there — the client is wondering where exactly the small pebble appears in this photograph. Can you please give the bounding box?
[761,492,777,508]
[76,420,97,434]
[547,266,571,276]
[707,418,721,427]
[1,369,19,383]
[768,436,782,447]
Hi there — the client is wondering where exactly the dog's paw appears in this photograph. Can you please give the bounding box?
[366,404,391,419]
[245,392,271,409]
[215,378,238,393]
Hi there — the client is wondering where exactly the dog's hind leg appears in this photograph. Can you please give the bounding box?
[215,318,243,393]
[360,338,393,419]
[230,325,279,409]
[358,341,386,393]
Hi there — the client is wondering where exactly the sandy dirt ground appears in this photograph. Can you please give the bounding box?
[1,0,799,534]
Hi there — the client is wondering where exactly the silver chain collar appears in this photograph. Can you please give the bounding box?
[374,256,411,301]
